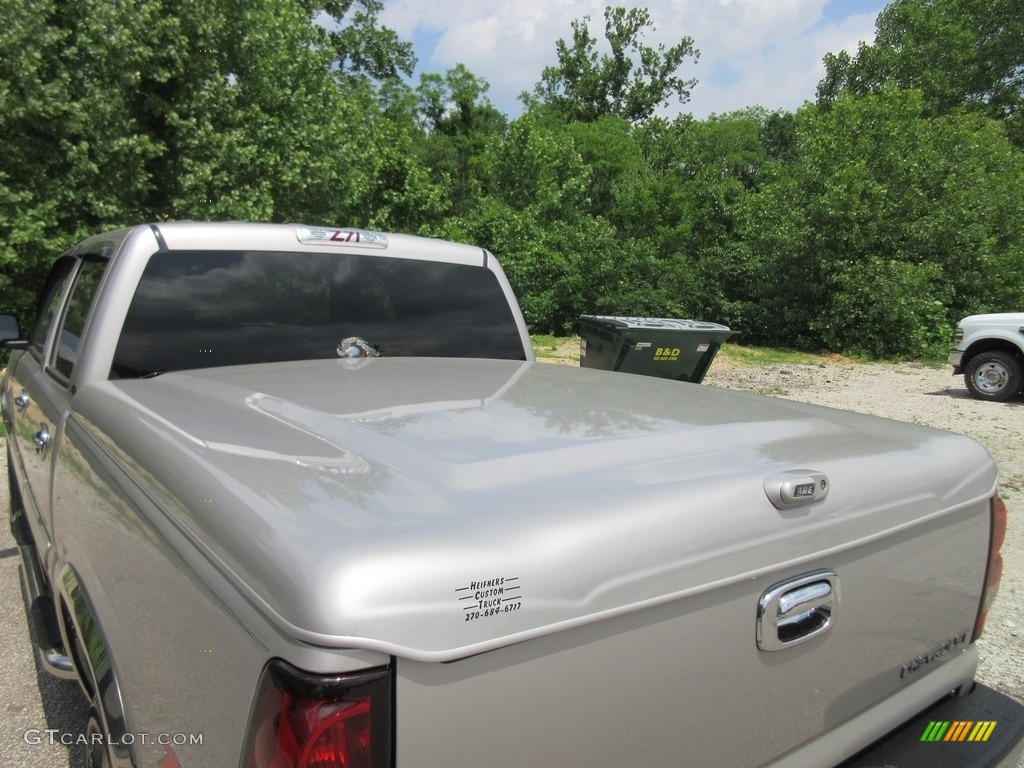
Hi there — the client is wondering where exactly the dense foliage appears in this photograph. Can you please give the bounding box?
[2,0,1023,358]
[818,0,1024,148]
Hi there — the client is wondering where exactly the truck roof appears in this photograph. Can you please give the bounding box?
[74,221,493,268]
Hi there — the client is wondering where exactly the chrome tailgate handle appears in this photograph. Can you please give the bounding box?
[757,570,839,652]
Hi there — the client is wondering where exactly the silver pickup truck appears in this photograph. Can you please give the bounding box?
[2,222,1022,768]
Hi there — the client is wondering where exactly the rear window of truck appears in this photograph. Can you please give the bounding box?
[110,250,526,378]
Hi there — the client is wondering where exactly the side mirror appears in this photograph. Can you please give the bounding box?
[0,314,28,350]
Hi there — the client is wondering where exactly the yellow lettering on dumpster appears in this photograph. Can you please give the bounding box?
[654,347,680,361]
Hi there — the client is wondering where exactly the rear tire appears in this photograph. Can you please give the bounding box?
[964,351,1023,402]
[85,703,113,768]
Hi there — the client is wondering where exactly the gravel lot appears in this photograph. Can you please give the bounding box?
[702,358,1024,706]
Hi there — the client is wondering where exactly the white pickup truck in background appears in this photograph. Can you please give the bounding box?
[949,313,1024,402]
[1,222,1022,768]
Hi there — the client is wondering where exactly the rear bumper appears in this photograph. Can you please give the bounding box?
[841,682,1024,768]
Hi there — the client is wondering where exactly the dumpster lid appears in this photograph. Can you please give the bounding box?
[579,315,732,332]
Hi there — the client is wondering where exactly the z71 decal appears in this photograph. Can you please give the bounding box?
[295,227,389,248]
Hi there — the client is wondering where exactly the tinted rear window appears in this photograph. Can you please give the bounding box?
[111,250,525,377]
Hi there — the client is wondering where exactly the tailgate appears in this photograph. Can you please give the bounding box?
[395,495,991,767]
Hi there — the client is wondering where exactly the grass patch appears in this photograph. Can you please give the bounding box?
[531,334,568,359]
[715,344,854,367]
[531,335,582,364]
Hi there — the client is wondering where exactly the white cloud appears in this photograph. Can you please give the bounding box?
[378,0,883,119]
[686,7,880,117]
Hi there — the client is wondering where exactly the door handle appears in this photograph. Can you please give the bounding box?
[33,424,51,457]
[757,570,839,651]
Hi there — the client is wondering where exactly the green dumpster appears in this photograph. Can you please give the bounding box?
[578,316,735,383]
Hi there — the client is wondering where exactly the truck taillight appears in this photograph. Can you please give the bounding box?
[973,495,1007,642]
[242,661,392,768]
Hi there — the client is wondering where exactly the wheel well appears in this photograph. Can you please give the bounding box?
[59,596,95,701]
[56,568,133,766]
[962,339,1024,370]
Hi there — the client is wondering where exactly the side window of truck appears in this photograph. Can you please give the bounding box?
[27,257,78,358]
[53,259,108,381]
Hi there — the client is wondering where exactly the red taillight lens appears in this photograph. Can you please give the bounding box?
[973,495,1007,641]
[243,662,391,768]
[280,694,372,768]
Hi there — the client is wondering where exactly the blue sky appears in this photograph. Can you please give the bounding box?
[378,0,889,119]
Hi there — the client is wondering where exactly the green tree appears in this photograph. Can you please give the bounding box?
[447,116,665,332]
[414,65,506,216]
[0,0,169,315]
[601,113,777,328]
[0,0,435,322]
[316,0,414,81]
[562,115,644,218]
[818,0,1024,146]
[157,0,439,227]
[529,6,699,123]
[741,91,1024,356]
